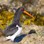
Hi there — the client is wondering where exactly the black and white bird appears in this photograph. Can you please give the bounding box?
[3,7,33,41]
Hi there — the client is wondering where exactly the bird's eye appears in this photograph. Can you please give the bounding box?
[21,8,24,11]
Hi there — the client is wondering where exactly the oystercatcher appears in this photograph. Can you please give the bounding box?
[3,7,33,41]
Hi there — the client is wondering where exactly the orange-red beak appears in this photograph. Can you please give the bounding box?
[23,10,34,18]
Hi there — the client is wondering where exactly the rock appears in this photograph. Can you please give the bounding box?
[19,34,44,44]
[0,0,11,5]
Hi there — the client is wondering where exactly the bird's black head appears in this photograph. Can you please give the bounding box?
[16,7,24,13]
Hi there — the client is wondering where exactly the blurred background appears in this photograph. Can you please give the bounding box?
[0,0,44,44]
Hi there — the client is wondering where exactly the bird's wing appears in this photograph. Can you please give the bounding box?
[3,24,18,36]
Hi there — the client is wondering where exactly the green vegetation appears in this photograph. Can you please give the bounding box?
[34,13,44,26]
[20,13,44,26]
[0,10,14,30]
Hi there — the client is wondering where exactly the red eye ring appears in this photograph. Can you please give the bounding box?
[21,8,24,11]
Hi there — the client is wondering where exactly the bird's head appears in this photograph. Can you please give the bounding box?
[18,7,34,18]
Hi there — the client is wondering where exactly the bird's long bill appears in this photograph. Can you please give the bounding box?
[23,10,34,18]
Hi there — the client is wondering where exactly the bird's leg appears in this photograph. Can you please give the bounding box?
[6,25,22,41]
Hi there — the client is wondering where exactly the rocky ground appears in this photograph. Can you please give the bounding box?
[0,0,44,44]
[19,25,44,44]
[19,34,44,44]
